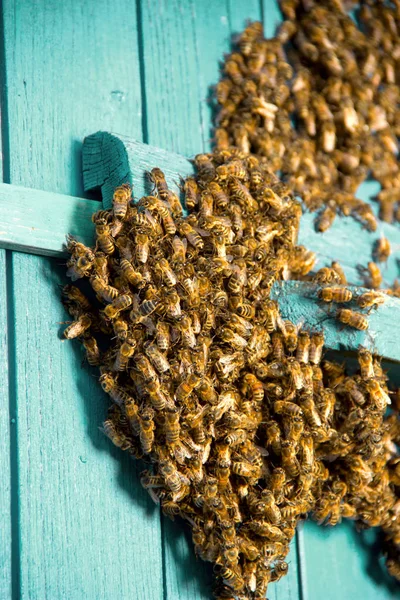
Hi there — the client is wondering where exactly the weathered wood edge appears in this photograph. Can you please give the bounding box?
[83,131,194,210]
[0,183,96,256]
[271,280,400,363]
[82,132,400,287]
[0,250,12,600]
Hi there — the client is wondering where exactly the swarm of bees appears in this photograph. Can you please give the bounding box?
[215,1,400,229]
[61,1,400,596]
[63,152,400,597]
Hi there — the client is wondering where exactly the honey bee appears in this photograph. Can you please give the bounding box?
[357,291,386,310]
[119,259,144,288]
[318,286,353,303]
[102,419,131,450]
[229,179,259,213]
[374,237,391,262]
[182,177,199,211]
[337,308,369,331]
[170,235,187,265]
[175,373,201,402]
[242,373,264,403]
[135,233,150,264]
[63,285,92,311]
[63,314,92,339]
[178,222,204,250]
[194,154,216,180]
[145,343,171,377]
[82,335,100,366]
[149,167,169,201]
[313,267,342,285]
[331,261,347,285]
[219,566,245,593]
[138,407,155,454]
[114,337,136,371]
[296,330,310,363]
[112,183,132,220]
[366,261,382,289]
[90,276,119,302]
[365,379,391,411]
[261,300,279,333]
[357,348,374,379]
[95,221,115,255]
[104,294,133,319]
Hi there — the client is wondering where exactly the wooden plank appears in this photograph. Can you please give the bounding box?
[138,0,301,597]
[0,250,12,600]
[2,0,164,598]
[139,2,227,597]
[297,522,400,600]
[261,0,283,37]
[83,134,400,288]
[271,281,400,363]
[3,0,143,197]
[0,182,96,256]
[83,132,193,210]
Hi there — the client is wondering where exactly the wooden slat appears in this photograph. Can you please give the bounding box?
[3,0,143,197]
[137,0,301,598]
[271,281,400,363]
[0,182,96,256]
[0,250,12,600]
[83,133,400,288]
[2,0,163,598]
[297,522,400,600]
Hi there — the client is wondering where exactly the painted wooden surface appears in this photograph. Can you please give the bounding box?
[271,281,400,364]
[0,183,96,256]
[1,1,399,600]
[138,1,300,597]
[0,250,12,600]
[2,0,164,599]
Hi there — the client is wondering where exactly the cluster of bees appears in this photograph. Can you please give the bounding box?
[215,0,400,230]
[63,150,400,598]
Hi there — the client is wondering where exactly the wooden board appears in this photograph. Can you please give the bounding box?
[2,0,163,598]
[0,183,96,256]
[0,250,12,600]
[1,0,399,599]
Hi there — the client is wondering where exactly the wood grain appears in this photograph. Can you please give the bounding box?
[139,1,226,596]
[3,0,143,197]
[2,0,164,598]
[298,522,400,600]
[0,250,12,600]
[0,183,96,256]
[271,281,400,363]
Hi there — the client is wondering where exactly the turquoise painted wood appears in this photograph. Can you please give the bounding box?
[5,178,400,361]
[0,183,96,256]
[271,281,400,364]
[2,0,164,599]
[0,250,12,600]
[0,1,399,600]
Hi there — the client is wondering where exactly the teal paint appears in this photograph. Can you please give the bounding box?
[2,0,163,598]
[0,250,12,600]
[0,182,96,256]
[271,281,400,364]
[0,0,398,598]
